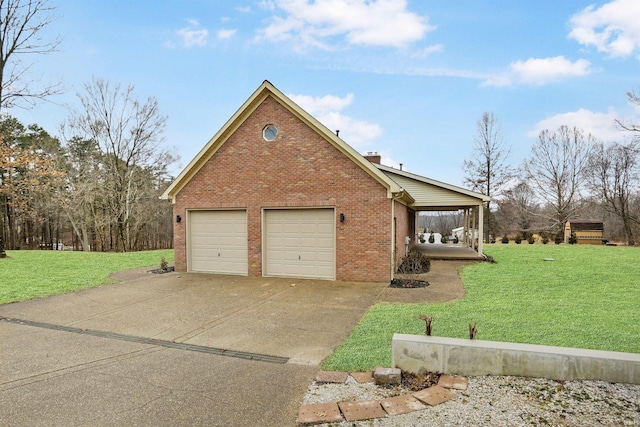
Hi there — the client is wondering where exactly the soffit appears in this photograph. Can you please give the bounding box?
[376,164,491,210]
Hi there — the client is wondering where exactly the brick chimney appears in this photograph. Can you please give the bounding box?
[364,151,381,164]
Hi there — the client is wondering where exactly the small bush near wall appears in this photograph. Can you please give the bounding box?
[396,248,431,275]
[501,235,509,244]
[569,232,578,245]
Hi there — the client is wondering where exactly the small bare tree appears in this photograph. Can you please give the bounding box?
[464,112,513,242]
[496,180,541,237]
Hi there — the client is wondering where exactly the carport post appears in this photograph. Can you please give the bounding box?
[477,203,484,256]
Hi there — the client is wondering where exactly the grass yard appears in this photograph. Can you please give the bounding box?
[323,244,640,372]
[0,249,174,304]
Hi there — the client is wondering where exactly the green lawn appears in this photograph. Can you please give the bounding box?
[0,249,174,304]
[323,244,640,371]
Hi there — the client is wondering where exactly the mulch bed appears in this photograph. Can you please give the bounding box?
[389,278,430,288]
[148,266,175,274]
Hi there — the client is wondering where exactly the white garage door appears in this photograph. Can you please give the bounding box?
[189,210,248,275]
[264,209,335,280]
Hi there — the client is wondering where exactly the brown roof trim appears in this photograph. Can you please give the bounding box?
[567,221,604,231]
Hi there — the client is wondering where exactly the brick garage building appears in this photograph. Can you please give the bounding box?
[161,81,489,282]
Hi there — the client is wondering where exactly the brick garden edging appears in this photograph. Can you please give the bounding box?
[297,371,467,425]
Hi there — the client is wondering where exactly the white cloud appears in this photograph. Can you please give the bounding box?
[217,29,237,40]
[176,20,209,47]
[483,56,592,87]
[411,44,443,58]
[257,0,434,50]
[288,92,382,148]
[236,6,252,13]
[259,0,276,11]
[288,93,354,115]
[569,0,640,58]
[529,108,621,141]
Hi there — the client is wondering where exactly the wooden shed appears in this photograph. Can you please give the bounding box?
[564,220,604,245]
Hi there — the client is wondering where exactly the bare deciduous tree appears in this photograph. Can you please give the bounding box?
[587,140,640,246]
[616,90,640,136]
[0,0,60,257]
[0,0,61,109]
[64,78,177,251]
[496,181,538,237]
[463,112,513,242]
[524,126,593,233]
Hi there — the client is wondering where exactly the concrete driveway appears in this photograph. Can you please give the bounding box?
[0,269,390,426]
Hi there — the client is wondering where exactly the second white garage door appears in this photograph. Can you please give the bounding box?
[189,210,248,275]
[264,209,335,280]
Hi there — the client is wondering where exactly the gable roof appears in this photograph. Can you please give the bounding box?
[161,80,406,202]
[374,163,491,209]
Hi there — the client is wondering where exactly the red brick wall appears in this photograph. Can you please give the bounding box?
[173,95,397,282]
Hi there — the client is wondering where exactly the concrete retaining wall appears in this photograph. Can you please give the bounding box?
[392,334,640,385]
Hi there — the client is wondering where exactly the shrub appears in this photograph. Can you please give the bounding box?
[514,234,522,244]
[160,256,168,271]
[396,248,431,275]
[441,235,448,244]
[501,235,509,244]
[527,235,535,244]
[554,231,564,244]
[542,236,549,244]
[428,233,435,244]
[569,232,578,245]
[453,235,459,244]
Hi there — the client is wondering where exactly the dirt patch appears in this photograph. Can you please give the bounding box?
[401,370,441,391]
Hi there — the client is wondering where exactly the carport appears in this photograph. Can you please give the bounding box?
[375,164,490,258]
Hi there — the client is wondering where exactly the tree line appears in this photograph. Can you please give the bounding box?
[464,91,640,246]
[0,79,177,253]
[0,0,176,255]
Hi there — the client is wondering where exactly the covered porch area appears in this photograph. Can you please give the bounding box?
[376,164,491,260]
[413,241,484,260]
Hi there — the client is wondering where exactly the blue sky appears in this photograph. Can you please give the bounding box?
[11,0,640,186]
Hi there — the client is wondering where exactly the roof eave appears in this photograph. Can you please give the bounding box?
[375,163,491,203]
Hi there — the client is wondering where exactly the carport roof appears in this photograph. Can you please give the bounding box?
[375,164,491,210]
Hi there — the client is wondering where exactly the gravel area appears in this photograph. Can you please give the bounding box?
[301,374,640,426]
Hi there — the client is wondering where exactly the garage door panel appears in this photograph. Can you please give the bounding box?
[189,210,248,275]
[265,209,335,280]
